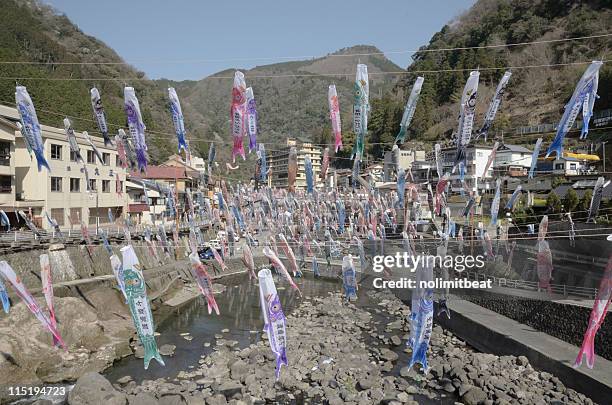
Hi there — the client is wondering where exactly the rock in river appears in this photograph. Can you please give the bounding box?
[68,372,127,405]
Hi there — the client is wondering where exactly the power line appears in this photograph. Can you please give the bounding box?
[2,60,609,81]
[0,33,609,66]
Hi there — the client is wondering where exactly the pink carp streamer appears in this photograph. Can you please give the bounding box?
[212,246,229,272]
[0,261,65,347]
[263,246,301,296]
[189,253,220,315]
[278,234,302,277]
[481,141,499,178]
[241,243,257,280]
[574,254,612,369]
[231,71,247,162]
[328,84,342,152]
[536,215,553,292]
[40,254,62,347]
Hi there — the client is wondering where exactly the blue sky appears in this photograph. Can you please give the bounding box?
[44,0,476,81]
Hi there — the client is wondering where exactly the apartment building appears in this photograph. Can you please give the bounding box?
[0,105,127,230]
[268,139,322,189]
[437,144,494,193]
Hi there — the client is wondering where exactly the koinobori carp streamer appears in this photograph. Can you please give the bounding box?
[407,259,434,373]
[574,254,612,369]
[453,71,479,173]
[231,71,247,162]
[0,261,65,347]
[546,61,602,158]
[328,84,342,152]
[40,254,62,347]
[90,87,112,146]
[395,76,424,144]
[245,87,258,152]
[189,253,220,315]
[168,87,189,154]
[352,64,369,160]
[476,71,511,141]
[120,245,164,369]
[258,268,288,380]
[124,87,148,172]
[15,86,50,171]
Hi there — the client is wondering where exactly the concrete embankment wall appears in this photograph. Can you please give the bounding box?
[388,286,612,404]
[457,290,612,361]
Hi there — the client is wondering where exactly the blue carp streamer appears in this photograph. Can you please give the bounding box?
[124,87,148,172]
[505,185,522,210]
[408,260,434,373]
[476,71,511,141]
[528,138,543,179]
[15,86,50,171]
[305,155,314,194]
[168,87,189,153]
[341,256,358,300]
[397,168,406,208]
[546,61,602,158]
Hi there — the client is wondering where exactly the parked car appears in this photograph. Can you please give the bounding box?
[198,244,223,260]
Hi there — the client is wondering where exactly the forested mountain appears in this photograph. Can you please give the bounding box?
[0,0,183,161]
[0,0,610,173]
[386,0,611,154]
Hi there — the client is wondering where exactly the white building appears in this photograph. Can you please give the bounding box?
[438,145,494,193]
[383,149,426,180]
[494,144,532,177]
[0,105,127,230]
[536,152,600,176]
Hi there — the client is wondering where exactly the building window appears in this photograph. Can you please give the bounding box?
[569,163,577,170]
[0,175,11,193]
[102,179,110,193]
[88,179,97,191]
[70,150,79,162]
[50,208,64,226]
[102,152,110,166]
[116,155,121,167]
[70,178,80,192]
[87,150,96,164]
[555,163,564,170]
[0,141,10,166]
[50,144,62,160]
[50,177,62,192]
[69,208,80,224]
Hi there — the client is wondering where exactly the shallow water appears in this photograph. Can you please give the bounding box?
[105,273,341,383]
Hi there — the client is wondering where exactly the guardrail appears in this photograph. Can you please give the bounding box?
[0,220,212,245]
[464,271,599,299]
